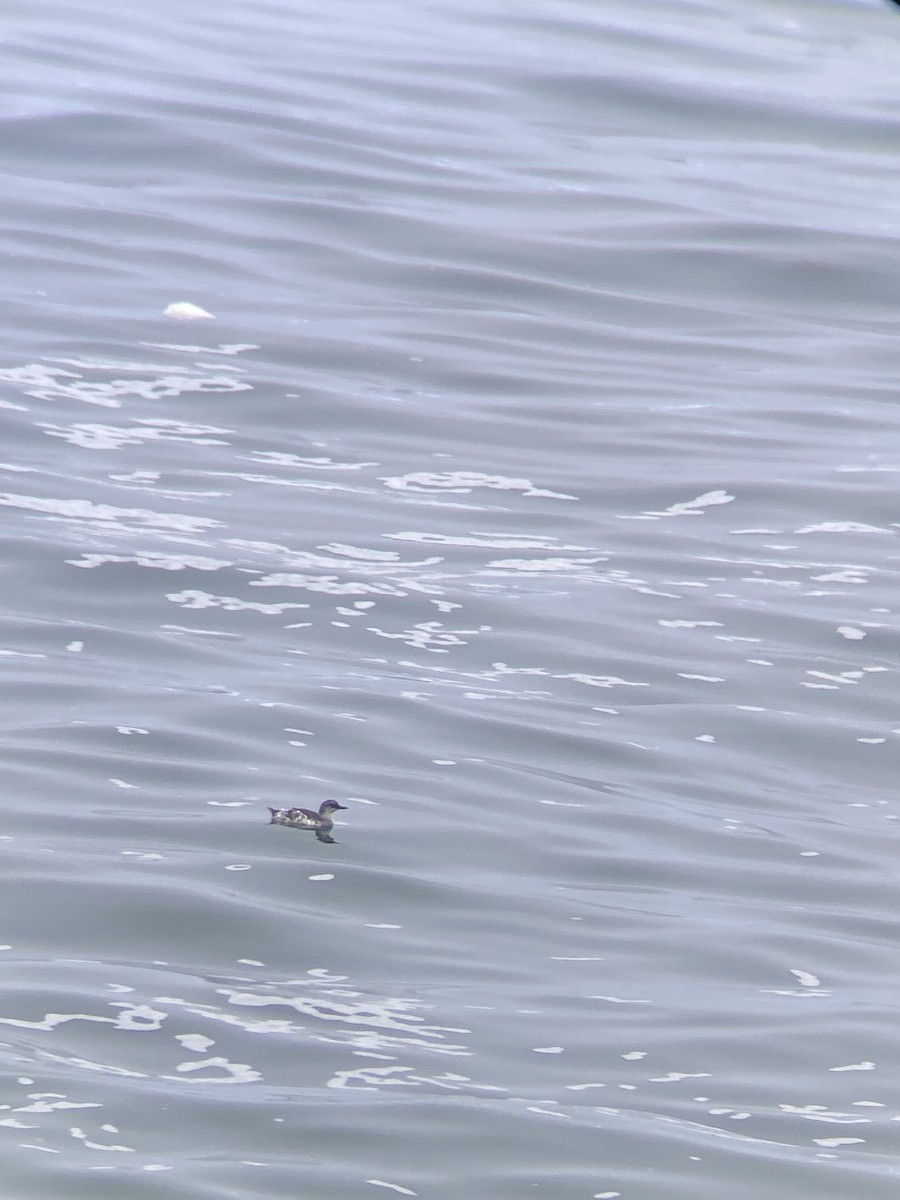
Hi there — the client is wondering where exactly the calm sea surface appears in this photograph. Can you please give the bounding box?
[1,0,900,1196]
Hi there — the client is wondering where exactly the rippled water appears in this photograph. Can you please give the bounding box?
[2,0,900,1196]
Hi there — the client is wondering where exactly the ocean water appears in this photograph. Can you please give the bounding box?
[1,0,900,1196]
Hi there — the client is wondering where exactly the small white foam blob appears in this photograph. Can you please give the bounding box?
[790,969,820,988]
[164,301,215,321]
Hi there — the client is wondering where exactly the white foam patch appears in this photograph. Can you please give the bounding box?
[69,1127,134,1152]
[780,1104,870,1123]
[796,522,887,534]
[164,302,215,321]
[590,995,652,1005]
[15,1099,101,1113]
[165,1057,261,1083]
[111,1003,167,1030]
[790,969,821,988]
[487,556,605,573]
[648,1080,710,1089]
[0,491,220,533]
[176,1034,215,1053]
[660,619,723,628]
[631,489,734,520]
[380,470,575,500]
[167,589,308,615]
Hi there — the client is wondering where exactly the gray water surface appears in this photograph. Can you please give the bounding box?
[1,1,900,1197]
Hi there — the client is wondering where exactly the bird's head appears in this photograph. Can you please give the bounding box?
[320,799,348,813]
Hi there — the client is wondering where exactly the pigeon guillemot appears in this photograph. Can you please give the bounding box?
[268,799,348,844]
